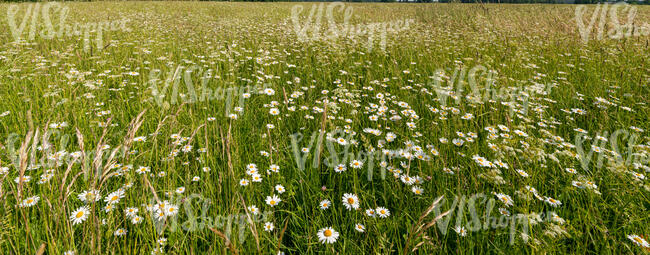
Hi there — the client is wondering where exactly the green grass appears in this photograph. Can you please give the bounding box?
[0,2,649,254]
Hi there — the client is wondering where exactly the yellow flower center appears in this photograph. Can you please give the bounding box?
[347,198,355,204]
[76,211,84,218]
[324,229,332,237]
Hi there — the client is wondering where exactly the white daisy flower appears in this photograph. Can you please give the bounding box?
[317,227,339,244]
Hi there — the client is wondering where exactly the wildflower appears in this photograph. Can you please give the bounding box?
[342,193,360,210]
[571,108,586,115]
[401,175,415,185]
[78,189,102,203]
[125,207,139,218]
[630,126,644,133]
[157,238,167,246]
[153,209,167,221]
[136,166,151,175]
[14,175,31,184]
[248,205,259,215]
[251,174,263,182]
[114,228,127,236]
[545,197,562,207]
[266,195,282,207]
[550,212,565,224]
[513,130,528,137]
[70,206,90,225]
[275,185,286,194]
[454,226,467,236]
[627,235,650,247]
[246,168,258,176]
[574,128,588,134]
[319,200,331,210]
[376,207,390,218]
[516,169,529,177]
[411,186,423,195]
[334,164,347,173]
[354,224,365,232]
[572,181,585,189]
[495,193,514,207]
[19,196,40,208]
[386,132,396,142]
[105,190,125,205]
[164,204,179,216]
[264,222,275,232]
[317,227,340,244]
[131,215,143,224]
[631,172,645,180]
[104,204,115,213]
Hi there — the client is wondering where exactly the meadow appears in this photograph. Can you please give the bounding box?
[0,1,649,254]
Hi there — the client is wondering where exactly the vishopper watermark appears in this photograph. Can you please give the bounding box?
[427,64,553,116]
[290,128,413,181]
[575,2,650,43]
[3,128,132,181]
[7,2,130,52]
[574,128,648,171]
[291,2,414,52]
[157,194,271,244]
[432,193,562,244]
[148,65,268,115]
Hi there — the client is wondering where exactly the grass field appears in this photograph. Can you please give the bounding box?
[1,1,649,254]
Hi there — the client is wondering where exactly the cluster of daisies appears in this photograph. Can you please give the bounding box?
[2,7,650,254]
